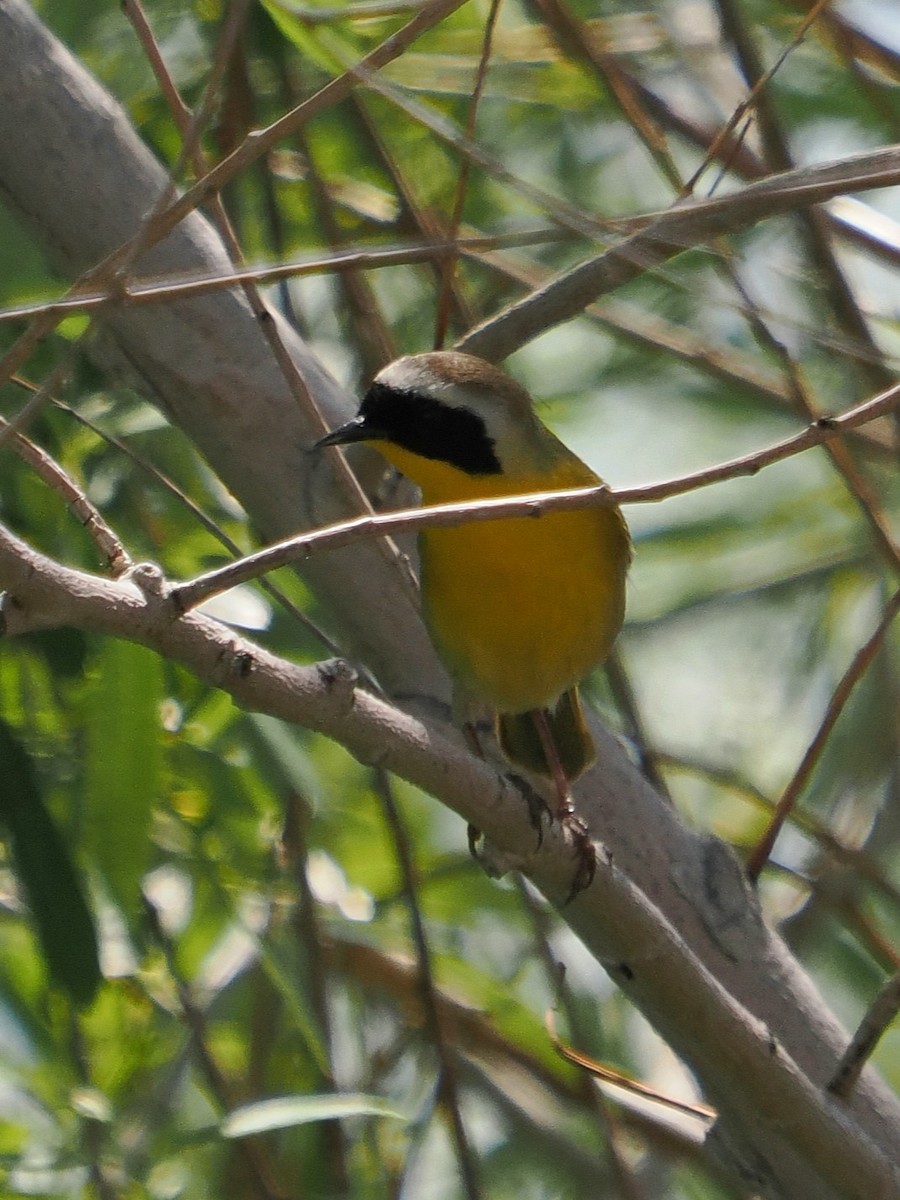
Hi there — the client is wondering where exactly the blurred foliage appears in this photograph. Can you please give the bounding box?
[1,0,899,1197]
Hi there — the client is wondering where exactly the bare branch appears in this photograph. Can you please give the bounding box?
[0,412,130,576]
[829,970,900,1100]
[746,586,900,881]
[171,380,900,612]
[457,144,900,362]
[1,521,899,1196]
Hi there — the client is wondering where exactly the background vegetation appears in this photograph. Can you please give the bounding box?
[0,0,898,1197]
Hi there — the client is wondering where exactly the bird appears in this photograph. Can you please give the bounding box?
[316,350,631,829]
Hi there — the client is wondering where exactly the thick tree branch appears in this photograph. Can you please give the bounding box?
[1,524,899,1198]
[0,0,445,703]
[1,4,899,1195]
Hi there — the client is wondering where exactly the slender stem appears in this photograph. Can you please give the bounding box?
[171,380,900,612]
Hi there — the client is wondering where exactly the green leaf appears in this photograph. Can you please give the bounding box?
[221,1093,404,1138]
[0,720,100,1006]
[83,640,163,922]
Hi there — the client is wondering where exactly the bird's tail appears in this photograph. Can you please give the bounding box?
[496,687,596,782]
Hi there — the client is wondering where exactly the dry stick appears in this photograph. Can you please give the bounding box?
[684,0,830,195]
[43,388,344,658]
[457,144,900,363]
[462,239,896,454]
[433,0,502,351]
[171,379,900,611]
[828,969,900,1100]
[713,0,894,396]
[376,770,482,1200]
[0,414,130,577]
[0,232,573,324]
[547,1018,717,1125]
[746,585,900,882]
[125,0,418,607]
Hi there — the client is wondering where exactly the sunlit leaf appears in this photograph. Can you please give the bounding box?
[221,1092,404,1138]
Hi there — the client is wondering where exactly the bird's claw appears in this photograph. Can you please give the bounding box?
[559,811,596,903]
[467,777,594,904]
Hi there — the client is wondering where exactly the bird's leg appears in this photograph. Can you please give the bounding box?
[530,708,596,898]
[530,708,573,819]
[463,721,487,856]
[463,720,486,760]
[464,721,546,855]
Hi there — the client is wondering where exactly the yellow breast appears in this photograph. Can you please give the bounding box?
[376,442,630,715]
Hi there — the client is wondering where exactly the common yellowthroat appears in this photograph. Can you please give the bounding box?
[317,351,631,816]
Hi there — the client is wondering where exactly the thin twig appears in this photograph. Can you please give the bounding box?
[828,970,900,1099]
[43,389,341,656]
[516,879,649,1200]
[685,0,830,194]
[375,770,482,1200]
[143,898,287,1200]
[746,586,900,882]
[0,0,468,392]
[170,379,900,611]
[0,412,130,576]
[433,0,502,349]
[0,232,573,324]
[547,1007,716,1124]
[281,792,350,1192]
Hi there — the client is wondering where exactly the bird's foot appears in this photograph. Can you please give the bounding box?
[511,773,551,847]
[467,771,548,863]
[558,808,597,903]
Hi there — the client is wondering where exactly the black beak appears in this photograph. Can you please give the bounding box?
[313,415,371,450]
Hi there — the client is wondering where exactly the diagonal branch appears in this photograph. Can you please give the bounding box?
[171,379,900,612]
[1,521,899,1198]
[458,144,900,362]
